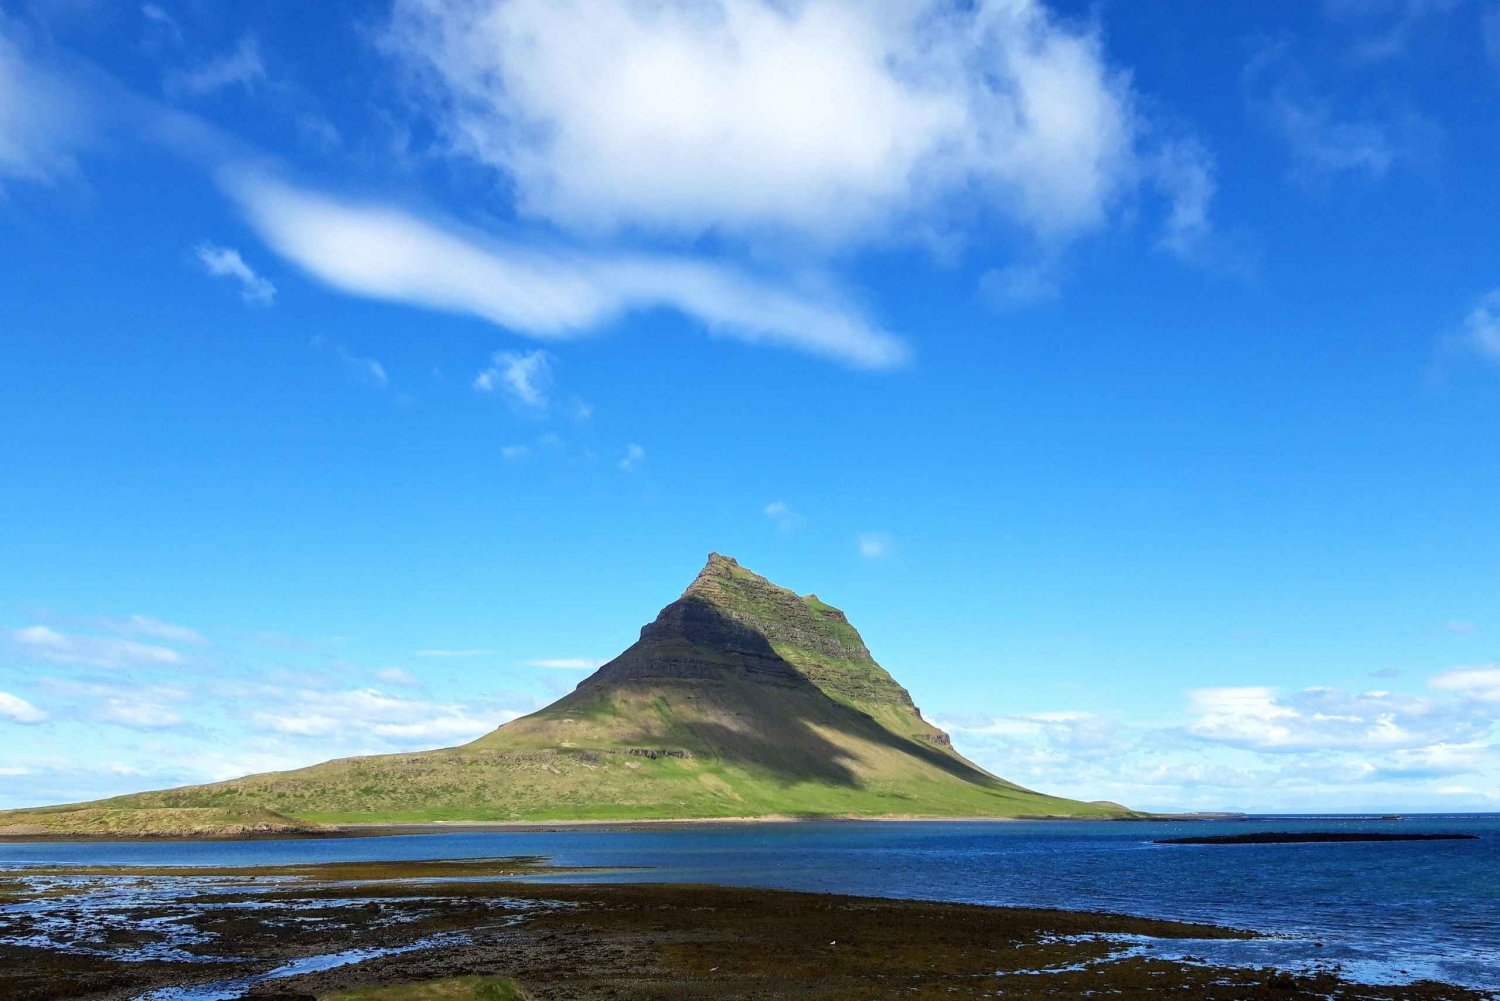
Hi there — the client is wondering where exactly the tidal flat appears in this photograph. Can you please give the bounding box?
[0,857,1487,1001]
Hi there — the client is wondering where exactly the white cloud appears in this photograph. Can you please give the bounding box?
[499,443,531,461]
[251,687,505,745]
[1462,290,1500,362]
[412,648,495,658]
[0,691,46,724]
[171,36,265,96]
[196,242,277,305]
[1431,665,1500,702]
[475,349,552,407]
[857,531,892,558]
[222,172,906,368]
[1186,684,1491,752]
[618,442,645,471]
[10,624,184,669]
[764,500,804,533]
[385,0,1163,246]
[526,658,603,670]
[375,667,418,686]
[940,669,1500,813]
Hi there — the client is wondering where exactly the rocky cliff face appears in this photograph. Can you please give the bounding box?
[588,553,922,717]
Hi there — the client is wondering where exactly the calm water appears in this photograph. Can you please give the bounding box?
[2,815,1497,992]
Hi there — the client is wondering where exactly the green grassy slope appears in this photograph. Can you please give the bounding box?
[4,555,1129,828]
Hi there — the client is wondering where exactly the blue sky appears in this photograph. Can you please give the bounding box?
[3,0,1499,814]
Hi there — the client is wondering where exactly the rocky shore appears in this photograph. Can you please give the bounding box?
[0,858,1488,1000]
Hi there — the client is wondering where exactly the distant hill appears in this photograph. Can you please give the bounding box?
[0,555,1128,835]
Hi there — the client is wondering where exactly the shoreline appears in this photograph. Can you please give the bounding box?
[1,859,1486,1000]
[0,811,1246,843]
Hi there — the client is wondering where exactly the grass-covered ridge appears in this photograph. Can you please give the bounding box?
[0,555,1131,832]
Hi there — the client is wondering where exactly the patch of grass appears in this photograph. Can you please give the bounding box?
[322,976,528,1001]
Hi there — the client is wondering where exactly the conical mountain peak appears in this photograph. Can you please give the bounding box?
[636,554,907,714]
[15,555,1126,829]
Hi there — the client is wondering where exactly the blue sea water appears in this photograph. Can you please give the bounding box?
[2,815,1497,992]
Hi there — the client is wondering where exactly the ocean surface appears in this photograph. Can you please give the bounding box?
[2,814,1497,993]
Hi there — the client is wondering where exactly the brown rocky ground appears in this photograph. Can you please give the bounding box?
[0,861,1488,1001]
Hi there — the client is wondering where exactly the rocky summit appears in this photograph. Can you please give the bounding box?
[1,555,1127,835]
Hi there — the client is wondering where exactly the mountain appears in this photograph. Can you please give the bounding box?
[1,555,1127,835]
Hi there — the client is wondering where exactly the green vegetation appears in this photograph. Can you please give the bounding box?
[322,976,529,1001]
[0,554,1131,833]
[0,805,318,838]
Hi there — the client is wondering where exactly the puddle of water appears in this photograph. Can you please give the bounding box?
[133,931,471,1001]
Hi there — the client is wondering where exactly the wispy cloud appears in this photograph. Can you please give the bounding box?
[196,242,276,305]
[857,531,893,558]
[412,648,495,658]
[0,19,92,188]
[98,698,184,730]
[1321,0,1460,63]
[170,36,265,96]
[101,614,206,645]
[0,691,46,724]
[525,658,602,670]
[140,4,183,47]
[222,172,907,369]
[10,624,184,669]
[251,687,508,744]
[1244,39,1438,182]
[764,501,805,533]
[312,336,388,387]
[474,349,552,408]
[1461,290,1500,362]
[618,442,644,472]
[1151,137,1225,267]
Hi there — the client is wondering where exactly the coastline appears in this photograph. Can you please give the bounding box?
[0,859,1485,1000]
[0,810,1243,843]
